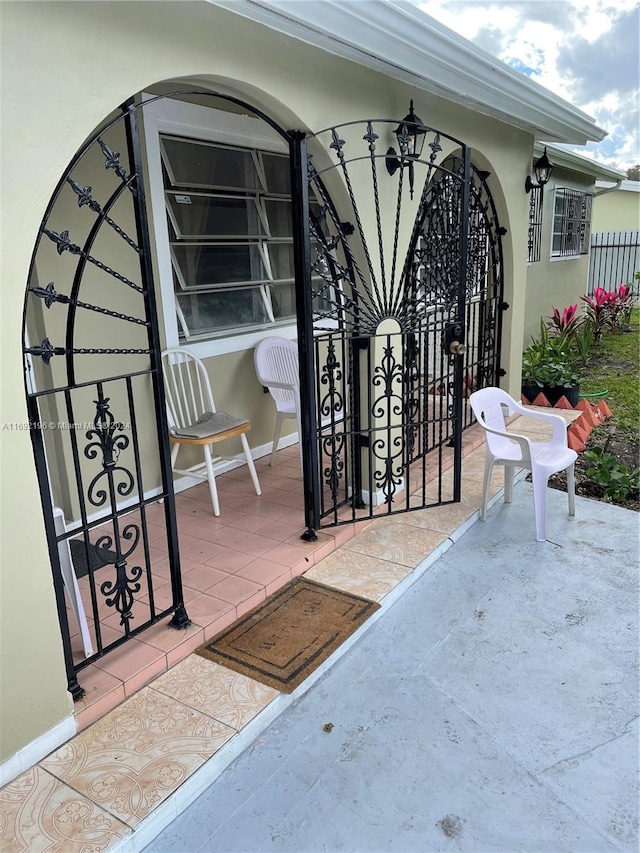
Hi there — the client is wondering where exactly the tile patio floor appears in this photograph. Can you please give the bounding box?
[0,410,580,852]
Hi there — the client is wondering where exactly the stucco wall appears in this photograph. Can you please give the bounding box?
[0,0,532,765]
[524,168,595,345]
[592,185,640,232]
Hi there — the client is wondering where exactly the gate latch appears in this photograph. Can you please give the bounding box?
[443,321,466,356]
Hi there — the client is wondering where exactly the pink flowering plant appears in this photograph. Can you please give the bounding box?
[580,285,634,339]
[547,302,594,358]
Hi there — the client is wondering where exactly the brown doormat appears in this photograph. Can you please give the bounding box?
[195,577,380,693]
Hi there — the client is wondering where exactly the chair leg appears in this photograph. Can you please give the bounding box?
[203,444,220,516]
[531,468,549,542]
[270,413,284,466]
[504,465,515,504]
[480,457,494,521]
[170,442,180,470]
[566,463,576,517]
[241,433,262,496]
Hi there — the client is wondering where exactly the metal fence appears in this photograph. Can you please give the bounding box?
[588,230,640,298]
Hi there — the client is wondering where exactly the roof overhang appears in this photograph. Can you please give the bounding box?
[208,0,607,145]
[595,179,640,193]
[534,142,626,182]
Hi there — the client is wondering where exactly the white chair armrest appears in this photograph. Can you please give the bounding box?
[263,380,299,392]
[508,401,569,447]
[481,423,533,461]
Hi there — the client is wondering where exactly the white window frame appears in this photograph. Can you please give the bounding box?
[549,186,593,262]
[142,95,297,358]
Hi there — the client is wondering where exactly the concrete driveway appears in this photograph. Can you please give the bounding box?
[146,482,639,853]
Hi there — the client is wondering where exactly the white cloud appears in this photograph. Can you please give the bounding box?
[417,0,640,171]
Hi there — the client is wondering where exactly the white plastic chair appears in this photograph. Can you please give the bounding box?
[469,387,577,542]
[254,337,302,465]
[161,348,261,516]
[54,507,94,657]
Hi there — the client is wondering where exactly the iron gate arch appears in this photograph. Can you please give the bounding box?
[289,123,504,535]
[21,91,292,699]
[22,95,504,698]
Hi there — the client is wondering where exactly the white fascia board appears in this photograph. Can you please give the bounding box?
[595,179,640,193]
[207,0,607,145]
[534,142,626,182]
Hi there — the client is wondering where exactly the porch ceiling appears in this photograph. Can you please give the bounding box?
[209,0,607,146]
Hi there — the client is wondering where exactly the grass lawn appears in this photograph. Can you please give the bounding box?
[578,307,639,437]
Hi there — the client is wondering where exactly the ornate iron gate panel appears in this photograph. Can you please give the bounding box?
[290,121,504,535]
[22,103,189,699]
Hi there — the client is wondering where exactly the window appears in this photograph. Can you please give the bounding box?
[527,185,543,263]
[551,188,592,258]
[144,97,335,357]
[160,133,297,342]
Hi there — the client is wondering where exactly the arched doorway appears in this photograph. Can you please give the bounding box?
[22,91,292,699]
[23,97,505,699]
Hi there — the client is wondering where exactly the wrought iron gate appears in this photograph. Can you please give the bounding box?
[290,121,504,536]
[22,103,189,699]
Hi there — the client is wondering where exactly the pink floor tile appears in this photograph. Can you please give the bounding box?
[225,513,274,534]
[185,593,235,633]
[258,518,307,542]
[236,558,294,587]
[176,533,228,563]
[207,575,265,605]
[236,589,268,618]
[73,665,127,731]
[182,563,232,594]
[252,502,294,521]
[233,533,286,558]
[93,638,167,686]
[138,617,205,656]
[204,549,258,573]
[263,540,316,569]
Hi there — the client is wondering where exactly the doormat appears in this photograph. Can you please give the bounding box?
[69,539,117,580]
[196,577,380,693]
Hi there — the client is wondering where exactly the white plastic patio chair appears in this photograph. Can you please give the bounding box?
[469,387,577,542]
[54,507,94,657]
[161,348,261,516]
[254,336,302,465]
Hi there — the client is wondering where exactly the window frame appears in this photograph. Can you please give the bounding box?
[142,95,298,358]
[549,186,593,262]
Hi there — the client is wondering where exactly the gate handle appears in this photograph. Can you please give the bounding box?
[449,341,466,356]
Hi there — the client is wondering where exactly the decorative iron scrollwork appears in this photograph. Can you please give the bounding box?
[85,393,134,507]
[98,138,134,191]
[29,281,149,326]
[96,524,143,628]
[42,228,145,294]
[319,338,346,505]
[67,179,141,253]
[370,342,405,504]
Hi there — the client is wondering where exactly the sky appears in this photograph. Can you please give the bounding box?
[416,0,640,172]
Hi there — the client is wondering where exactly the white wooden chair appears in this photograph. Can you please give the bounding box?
[469,387,576,541]
[161,348,261,516]
[253,336,301,465]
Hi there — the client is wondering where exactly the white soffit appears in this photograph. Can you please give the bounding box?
[207,0,607,145]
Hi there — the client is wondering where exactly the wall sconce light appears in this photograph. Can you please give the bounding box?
[386,100,428,199]
[525,147,554,193]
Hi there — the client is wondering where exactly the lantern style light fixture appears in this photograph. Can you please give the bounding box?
[525,146,554,193]
[385,100,428,199]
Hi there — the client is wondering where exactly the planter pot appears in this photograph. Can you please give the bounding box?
[522,384,580,407]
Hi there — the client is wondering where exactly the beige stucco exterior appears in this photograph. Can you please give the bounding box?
[1,0,538,768]
[523,167,596,345]
[592,183,640,232]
